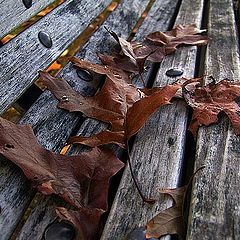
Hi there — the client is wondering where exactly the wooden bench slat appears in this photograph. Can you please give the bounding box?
[187,0,240,239]
[0,0,111,115]
[0,0,56,39]
[0,0,150,239]
[0,0,112,237]
[101,0,205,238]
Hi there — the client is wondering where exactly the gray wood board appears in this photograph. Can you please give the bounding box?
[0,0,111,115]
[101,0,205,238]
[187,0,240,239]
[5,0,151,239]
[0,0,56,38]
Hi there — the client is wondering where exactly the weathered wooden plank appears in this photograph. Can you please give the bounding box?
[0,1,113,238]
[0,0,56,39]
[2,1,150,239]
[0,0,112,115]
[101,0,205,238]
[187,0,240,239]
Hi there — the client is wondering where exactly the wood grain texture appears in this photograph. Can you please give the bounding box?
[0,0,111,115]
[101,0,205,238]
[187,0,240,239]
[0,0,56,38]
[8,0,150,239]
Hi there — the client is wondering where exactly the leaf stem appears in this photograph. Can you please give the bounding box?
[125,140,156,204]
[139,73,146,87]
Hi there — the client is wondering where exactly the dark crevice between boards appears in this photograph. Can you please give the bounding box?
[1,0,121,123]
[233,0,240,49]
[193,0,209,79]
[145,0,183,88]
[177,0,210,236]
[128,0,156,41]
[180,0,209,184]
[0,0,66,46]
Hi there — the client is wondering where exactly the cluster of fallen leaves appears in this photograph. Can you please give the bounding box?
[1,24,240,239]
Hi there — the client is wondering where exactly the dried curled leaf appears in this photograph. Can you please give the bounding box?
[146,186,187,238]
[146,167,204,238]
[183,78,240,135]
[103,24,208,73]
[41,58,182,148]
[0,117,124,210]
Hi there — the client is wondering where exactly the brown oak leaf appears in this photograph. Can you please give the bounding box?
[182,78,240,136]
[146,167,204,238]
[0,117,124,210]
[41,58,182,148]
[146,186,187,238]
[102,24,208,73]
[56,207,104,240]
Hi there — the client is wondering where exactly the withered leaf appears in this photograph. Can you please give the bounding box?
[0,117,124,210]
[146,186,187,238]
[41,58,182,148]
[146,24,207,46]
[146,167,204,238]
[103,24,208,73]
[56,207,104,240]
[183,79,240,135]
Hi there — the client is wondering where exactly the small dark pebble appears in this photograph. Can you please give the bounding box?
[44,221,75,240]
[38,31,53,48]
[127,227,158,240]
[166,68,183,77]
[76,69,93,82]
[22,0,32,9]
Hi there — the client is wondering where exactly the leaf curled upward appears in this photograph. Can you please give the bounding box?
[146,167,205,239]
[102,24,208,74]
[182,78,240,136]
[0,117,124,239]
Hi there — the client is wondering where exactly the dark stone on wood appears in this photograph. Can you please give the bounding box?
[38,31,52,48]
[76,69,93,82]
[22,0,32,9]
[165,68,183,77]
[44,221,75,240]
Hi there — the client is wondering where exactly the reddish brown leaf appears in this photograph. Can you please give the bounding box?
[102,25,208,73]
[41,58,182,148]
[0,117,124,210]
[146,24,207,46]
[182,79,240,135]
[146,167,204,238]
[56,207,104,240]
[146,186,187,238]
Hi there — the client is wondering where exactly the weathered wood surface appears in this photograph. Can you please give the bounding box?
[0,0,56,39]
[1,0,150,239]
[187,0,240,239]
[0,0,112,238]
[101,0,205,238]
[0,0,111,115]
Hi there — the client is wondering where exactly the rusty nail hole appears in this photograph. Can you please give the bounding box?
[4,144,14,150]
